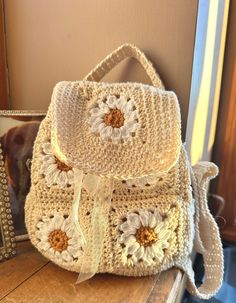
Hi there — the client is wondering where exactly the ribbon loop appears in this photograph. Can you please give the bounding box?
[72,172,114,284]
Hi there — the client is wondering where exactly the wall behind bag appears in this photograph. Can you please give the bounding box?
[4,0,198,134]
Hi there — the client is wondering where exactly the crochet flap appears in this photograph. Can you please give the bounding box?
[49,81,182,179]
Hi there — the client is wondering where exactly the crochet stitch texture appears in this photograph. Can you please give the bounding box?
[25,44,223,300]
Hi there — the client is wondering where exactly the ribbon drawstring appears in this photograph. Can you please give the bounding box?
[72,170,114,283]
[72,169,86,247]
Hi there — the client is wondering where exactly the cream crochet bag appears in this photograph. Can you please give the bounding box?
[25,44,223,299]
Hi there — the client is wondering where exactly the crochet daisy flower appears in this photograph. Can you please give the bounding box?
[40,142,74,188]
[119,210,172,267]
[88,95,140,143]
[36,213,82,262]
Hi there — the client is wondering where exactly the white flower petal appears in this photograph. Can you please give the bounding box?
[39,233,50,242]
[67,246,81,258]
[48,247,56,255]
[45,175,54,187]
[93,116,104,124]
[42,154,56,164]
[66,170,74,185]
[133,245,145,260]
[35,230,43,239]
[149,213,156,229]
[106,96,117,108]
[120,126,129,139]
[69,229,79,239]
[100,126,110,139]
[157,228,172,240]
[45,169,60,187]
[131,254,138,264]
[152,246,164,262]
[92,116,104,126]
[55,251,61,259]
[160,240,170,249]
[152,238,170,254]
[61,250,73,262]
[98,122,106,132]
[106,126,113,136]
[142,250,154,266]
[127,242,140,255]
[154,210,163,224]
[89,107,100,115]
[127,213,141,229]
[131,109,139,119]
[53,216,64,230]
[121,254,128,265]
[98,102,109,112]
[139,210,150,227]
[113,128,121,138]
[124,121,139,133]
[128,258,135,267]
[154,222,165,234]
[44,163,58,176]
[146,246,155,258]
[42,216,51,223]
[62,219,73,233]
[36,221,45,229]
[126,100,135,111]
[119,221,137,235]
[119,234,136,246]
[37,241,50,251]
[57,171,68,188]
[42,142,53,155]
[116,98,126,111]
[68,237,79,246]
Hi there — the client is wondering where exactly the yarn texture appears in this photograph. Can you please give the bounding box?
[25,44,223,299]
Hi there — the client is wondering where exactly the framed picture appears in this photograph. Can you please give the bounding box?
[0,144,16,261]
[0,111,46,251]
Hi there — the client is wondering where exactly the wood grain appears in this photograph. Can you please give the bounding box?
[212,1,236,241]
[221,226,236,243]
[0,0,8,109]
[0,241,183,303]
[146,270,182,303]
[0,241,49,300]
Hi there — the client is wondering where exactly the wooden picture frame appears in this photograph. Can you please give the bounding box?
[0,111,45,254]
[0,142,16,261]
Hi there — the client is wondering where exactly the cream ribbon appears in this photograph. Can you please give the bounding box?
[72,169,86,247]
[72,169,114,283]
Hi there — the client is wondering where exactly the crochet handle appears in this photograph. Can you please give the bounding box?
[183,162,224,300]
[84,43,164,89]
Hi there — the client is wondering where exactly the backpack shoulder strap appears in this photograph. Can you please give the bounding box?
[181,162,224,300]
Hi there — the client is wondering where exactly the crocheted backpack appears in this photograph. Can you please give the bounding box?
[25,44,223,299]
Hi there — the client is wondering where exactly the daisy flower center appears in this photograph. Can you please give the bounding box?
[55,157,72,172]
[48,229,69,252]
[135,226,158,247]
[104,108,124,128]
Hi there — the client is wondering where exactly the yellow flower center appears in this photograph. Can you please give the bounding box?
[135,226,157,247]
[104,108,124,128]
[48,229,69,252]
[55,157,72,172]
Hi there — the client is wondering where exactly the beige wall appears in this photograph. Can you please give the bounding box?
[4,0,198,133]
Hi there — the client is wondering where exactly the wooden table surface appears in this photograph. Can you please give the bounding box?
[0,241,183,303]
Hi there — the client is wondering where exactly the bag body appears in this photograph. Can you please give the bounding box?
[25,44,223,299]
